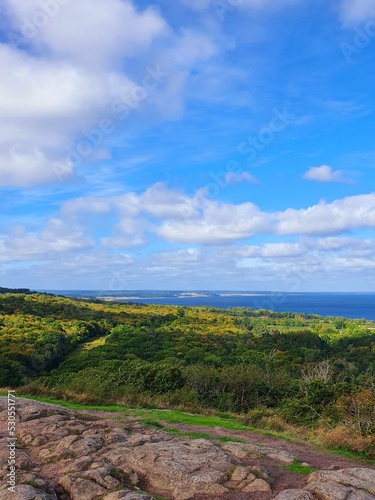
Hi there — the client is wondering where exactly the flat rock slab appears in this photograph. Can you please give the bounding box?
[2,397,375,500]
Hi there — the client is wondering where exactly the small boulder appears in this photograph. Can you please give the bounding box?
[231,465,250,482]
[242,478,272,493]
[59,476,107,500]
[308,468,375,495]
[306,480,352,500]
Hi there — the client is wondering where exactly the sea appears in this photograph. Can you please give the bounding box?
[40,290,375,321]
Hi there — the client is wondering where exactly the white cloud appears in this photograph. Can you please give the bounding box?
[0,148,73,188]
[224,171,258,185]
[5,0,167,69]
[141,183,199,219]
[277,193,375,235]
[339,0,375,27]
[238,242,304,258]
[0,0,219,188]
[3,185,375,289]
[302,165,350,183]
[157,198,270,244]
[57,185,375,245]
[0,218,91,263]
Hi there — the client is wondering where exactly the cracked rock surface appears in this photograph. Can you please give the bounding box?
[1,398,375,499]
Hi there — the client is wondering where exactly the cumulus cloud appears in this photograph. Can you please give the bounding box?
[141,183,199,219]
[2,185,375,290]
[5,0,166,68]
[302,165,349,183]
[0,218,92,263]
[276,193,375,235]
[0,0,218,188]
[56,186,375,246]
[237,242,304,258]
[157,199,270,244]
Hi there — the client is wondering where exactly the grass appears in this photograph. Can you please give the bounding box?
[142,419,165,429]
[0,390,251,427]
[0,390,294,441]
[218,436,247,443]
[126,409,292,442]
[81,336,109,350]
[164,428,214,440]
[0,392,131,412]
[125,408,251,430]
[142,422,247,443]
[321,445,375,465]
[283,459,316,475]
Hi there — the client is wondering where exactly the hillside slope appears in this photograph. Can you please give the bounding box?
[1,293,374,457]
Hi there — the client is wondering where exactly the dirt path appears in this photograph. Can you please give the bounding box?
[159,421,374,471]
[80,409,374,471]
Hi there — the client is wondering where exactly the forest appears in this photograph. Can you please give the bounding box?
[0,292,374,456]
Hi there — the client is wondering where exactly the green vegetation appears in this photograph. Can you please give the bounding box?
[0,292,375,456]
[283,459,316,474]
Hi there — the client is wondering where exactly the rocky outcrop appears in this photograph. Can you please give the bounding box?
[1,397,375,499]
[221,441,296,463]
[305,468,375,499]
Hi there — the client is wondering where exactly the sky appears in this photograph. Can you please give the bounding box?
[1,0,375,292]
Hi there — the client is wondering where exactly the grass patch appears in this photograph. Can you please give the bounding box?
[0,392,131,412]
[142,419,164,429]
[283,459,316,475]
[164,428,214,440]
[124,408,251,430]
[321,445,375,465]
[218,436,246,443]
[151,425,247,443]
[81,336,109,350]
[0,392,295,439]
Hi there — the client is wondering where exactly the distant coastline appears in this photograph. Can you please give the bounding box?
[37,290,375,321]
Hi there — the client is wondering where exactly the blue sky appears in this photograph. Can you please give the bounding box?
[1,0,375,291]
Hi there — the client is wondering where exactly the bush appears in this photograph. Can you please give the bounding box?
[0,359,24,387]
[277,398,318,425]
[321,425,375,457]
[335,389,375,436]
[244,406,274,427]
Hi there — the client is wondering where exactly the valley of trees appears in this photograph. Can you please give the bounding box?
[0,292,374,455]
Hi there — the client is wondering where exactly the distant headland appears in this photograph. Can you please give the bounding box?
[0,287,32,294]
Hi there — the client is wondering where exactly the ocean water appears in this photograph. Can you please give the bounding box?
[42,290,375,321]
